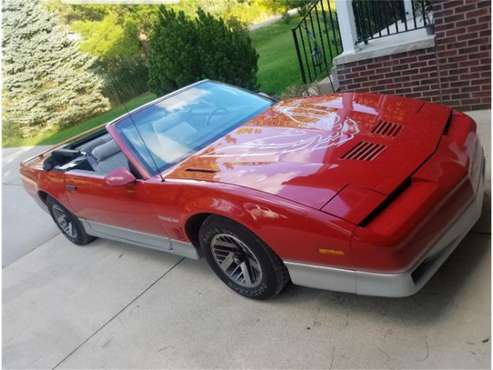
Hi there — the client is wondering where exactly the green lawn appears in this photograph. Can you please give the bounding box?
[250,16,302,96]
[3,93,157,148]
[3,17,318,148]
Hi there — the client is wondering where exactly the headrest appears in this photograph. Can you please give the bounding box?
[78,134,112,154]
[92,140,120,162]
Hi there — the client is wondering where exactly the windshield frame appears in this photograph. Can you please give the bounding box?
[106,80,275,179]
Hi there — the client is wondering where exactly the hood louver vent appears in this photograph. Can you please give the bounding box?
[341,141,386,161]
[372,120,402,137]
[185,168,218,174]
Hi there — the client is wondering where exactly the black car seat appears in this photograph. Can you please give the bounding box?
[91,140,129,174]
[78,133,112,154]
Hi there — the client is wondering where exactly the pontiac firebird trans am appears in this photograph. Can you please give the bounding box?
[20,80,485,299]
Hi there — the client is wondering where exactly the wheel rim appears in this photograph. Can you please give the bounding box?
[210,233,263,288]
[52,204,77,238]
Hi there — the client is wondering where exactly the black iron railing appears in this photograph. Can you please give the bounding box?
[292,0,343,84]
[352,0,432,45]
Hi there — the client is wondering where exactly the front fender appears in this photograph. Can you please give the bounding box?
[175,181,355,268]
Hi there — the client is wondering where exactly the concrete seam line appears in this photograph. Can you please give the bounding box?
[2,232,62,270]
[51,257,185,369]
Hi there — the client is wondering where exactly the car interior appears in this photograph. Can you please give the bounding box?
[43,130,136,177]
[43,104,238,176]
[42,82,272,177]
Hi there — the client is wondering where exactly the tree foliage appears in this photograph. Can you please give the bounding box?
[46,1,154,105]
[2,0,110,137]
[72,13,140,61]
[101,58,149,105]
[47,0,300,63]
[172,0,287,24]
[46,1,158,61]
[148,8,258,95]
[43,0,304,106]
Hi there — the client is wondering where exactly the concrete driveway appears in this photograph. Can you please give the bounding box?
[2,146,58,267]
[3,111,491,369]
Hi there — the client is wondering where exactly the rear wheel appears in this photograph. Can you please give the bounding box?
[47,197,95,246]
[199,216,289,299]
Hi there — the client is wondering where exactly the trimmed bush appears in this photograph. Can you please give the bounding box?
[148,7,258,95]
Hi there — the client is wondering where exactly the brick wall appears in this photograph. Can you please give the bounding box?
[434,0,490,111]
[336,47,441,102]
[335,0,490,111]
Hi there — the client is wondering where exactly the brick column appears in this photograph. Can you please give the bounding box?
[434,0,491,111]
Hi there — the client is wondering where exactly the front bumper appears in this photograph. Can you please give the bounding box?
[285,156,485,297]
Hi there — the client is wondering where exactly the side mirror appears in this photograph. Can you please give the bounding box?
[104,167,136,186]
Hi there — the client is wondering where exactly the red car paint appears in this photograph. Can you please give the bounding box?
[20,92,482,275]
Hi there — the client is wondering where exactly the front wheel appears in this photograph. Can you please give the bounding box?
[47,197,95,246]
[199,216,290,299]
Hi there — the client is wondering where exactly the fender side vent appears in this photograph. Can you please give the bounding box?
[341,141,386,161]
[185,168,218,174]
[372,120,402,137]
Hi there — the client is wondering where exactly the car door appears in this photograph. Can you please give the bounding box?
[63,169,172,250]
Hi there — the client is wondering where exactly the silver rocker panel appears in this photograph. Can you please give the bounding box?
[81,219,200,260]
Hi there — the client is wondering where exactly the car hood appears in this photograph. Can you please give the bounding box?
[166,93,451,213]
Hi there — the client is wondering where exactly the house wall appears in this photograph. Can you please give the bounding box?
[336,47,440,102]
[434,0,490,111]
[335,0,490,111]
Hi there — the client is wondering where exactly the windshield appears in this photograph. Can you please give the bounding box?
[115,81,273,174]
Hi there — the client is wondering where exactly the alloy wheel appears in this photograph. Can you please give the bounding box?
[52,204,77,238]
[210,233,263,288]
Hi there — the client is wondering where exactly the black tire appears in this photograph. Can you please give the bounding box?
[47,196,95,246]
[199,216,290,300]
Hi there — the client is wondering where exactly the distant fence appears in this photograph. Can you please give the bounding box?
[291,0,343,84]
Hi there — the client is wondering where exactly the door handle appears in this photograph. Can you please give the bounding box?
[65,184,77,192]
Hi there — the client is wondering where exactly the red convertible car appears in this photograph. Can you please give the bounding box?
[20,80,485,299]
